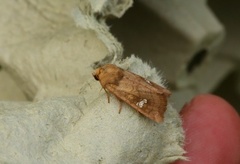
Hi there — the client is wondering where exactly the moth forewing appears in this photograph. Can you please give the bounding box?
[92,64,171,123]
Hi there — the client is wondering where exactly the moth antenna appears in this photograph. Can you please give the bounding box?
[118,100,122,114]
[87,82,92,89]
[99,87,104,98]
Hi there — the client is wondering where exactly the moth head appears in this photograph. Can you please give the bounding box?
[92,68,101,81]
[92,64,116,81]
[93,64,124,86]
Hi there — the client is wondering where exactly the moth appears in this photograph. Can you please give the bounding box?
[92,64,171,123]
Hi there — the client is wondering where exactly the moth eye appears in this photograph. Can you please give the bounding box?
[93,74,99,81]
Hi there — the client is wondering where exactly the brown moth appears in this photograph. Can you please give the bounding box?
[92,64,171,123]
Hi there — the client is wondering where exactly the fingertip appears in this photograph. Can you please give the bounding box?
[175,94,240,164]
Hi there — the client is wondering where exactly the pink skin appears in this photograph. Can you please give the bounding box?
[174,94,240,164]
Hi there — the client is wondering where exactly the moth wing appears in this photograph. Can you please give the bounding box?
[105,71,169,123]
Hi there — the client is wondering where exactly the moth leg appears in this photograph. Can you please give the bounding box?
[118,99,122,114]
[103,88,110,103]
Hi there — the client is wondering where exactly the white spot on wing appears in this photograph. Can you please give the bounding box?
[145,79,151,84]
[136,99,147,108]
